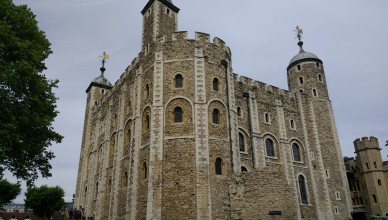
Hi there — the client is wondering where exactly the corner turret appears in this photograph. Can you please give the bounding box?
[354,136,380,153]
[141,0,180,48]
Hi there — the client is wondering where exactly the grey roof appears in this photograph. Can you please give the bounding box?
[289,50,319,65]
[92,73,112,87]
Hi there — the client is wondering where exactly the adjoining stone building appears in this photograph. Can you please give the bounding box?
[74,0,352,219]
[344,137,388,218]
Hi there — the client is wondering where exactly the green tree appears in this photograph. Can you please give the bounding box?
[24,185,65,219]
[0,179,21,208]
[0,0,63,185]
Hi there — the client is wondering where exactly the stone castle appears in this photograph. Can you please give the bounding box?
[74,0,352,219]
[345,137,388,218]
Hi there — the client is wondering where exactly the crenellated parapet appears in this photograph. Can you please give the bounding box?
[354,136,380,152]
[233,73,295,100]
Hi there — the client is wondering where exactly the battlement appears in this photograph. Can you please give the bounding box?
[234,73,294,99]
[354,136,380,152]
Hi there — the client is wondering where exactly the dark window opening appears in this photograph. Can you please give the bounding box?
[298,175,308,204]
[312,89,317,97]
[215,158,223,175]
[212,109,220,124]
[237,107,241,117]
[241,166,248,172]
[292,143,301,161]
[175,74,183,88]
[266,138,275,157]
[239,133,245,152]
[174,107,183,123]
[318,74,322,82]
[297,65,301,71]
[265,113,270,123]
[213,78,219,91]
[299,76,304,84]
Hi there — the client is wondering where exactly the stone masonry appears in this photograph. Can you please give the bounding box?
[74,0,352,219]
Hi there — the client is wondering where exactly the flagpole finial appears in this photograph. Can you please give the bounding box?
[98,51,110,73]
[294,25,303,42]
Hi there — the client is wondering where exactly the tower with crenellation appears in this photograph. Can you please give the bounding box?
[73,1,352,219]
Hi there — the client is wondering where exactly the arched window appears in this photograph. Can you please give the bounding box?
[318,74,322,82]
[213,78,219,91]
[299,89,304,93]
[145,115,150,130]
[212,109,220,124]
[126,128,131,145]
[123,171,128,187]
[265,113,270,123]
[239,132,245,152]
[316,62,320,68]
[265,138,275,157]
[290,119,295,129]
[298,175,308,204]
[215,158,223,175]
[175,74,183,88]
[237,106,241,117]
[299,76,304,84]
[378,179,382,186]
[372,194,377,203]
[312,89,318,97]
[292,143,301,161]
[241,166,248,172]
[174,107,183,123]
[297,65,301,71]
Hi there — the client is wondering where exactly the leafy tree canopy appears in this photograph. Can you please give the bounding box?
[24,185,65,218]
[0,179,21,208]
[0,0,63,185]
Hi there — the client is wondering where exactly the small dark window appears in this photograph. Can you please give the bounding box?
[143,162,148,179]
[365,163,369,170]
[378,179,382,186]
[145,84,150,98]
[239,133,245,152]
[102,89,105,93]
[312,89,317,97]
[298,175,308,204]
[167,9,170,14]
[372,194,377,203]
[374,162,377,168]
[316,62,320,68]
[299,76,304,84]
[213,78,219,91]
[299,89,304,93]
[297,65,301,71]
[265,113,270,123]
[215,158,223,175]
[290,120,295,129]
[212,109,220,124]
[292,143,301,161]
[174,107,183,123]
[265,138,275,157]
[123,171,128,187]
[237,107,241,117]
[241,166,248,172]
[175,74,183,88]
[145,115,150,130]
[318,74,322,82]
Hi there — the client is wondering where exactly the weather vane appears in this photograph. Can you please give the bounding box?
[294,25,303,41]
[99,51,110,68]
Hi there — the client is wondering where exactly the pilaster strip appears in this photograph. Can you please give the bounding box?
[276,99,292,185]
[194,47,211,220]
[309,100,334,219]
[129,66,143,219]
[146,52,164,220]
[327,102,352,216]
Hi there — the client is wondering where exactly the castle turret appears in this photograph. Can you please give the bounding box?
[74,54,112,210]
[141,0,179,48]
[354,137,388,215]
[287,28,352,219]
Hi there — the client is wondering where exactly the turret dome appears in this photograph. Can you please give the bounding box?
[288,41,321,70]
[91,67,112,87]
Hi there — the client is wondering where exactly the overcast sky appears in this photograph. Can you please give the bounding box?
[9,0,388,203]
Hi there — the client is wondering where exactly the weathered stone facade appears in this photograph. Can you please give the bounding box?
[344,137,388,218]
[74,0,352,219]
